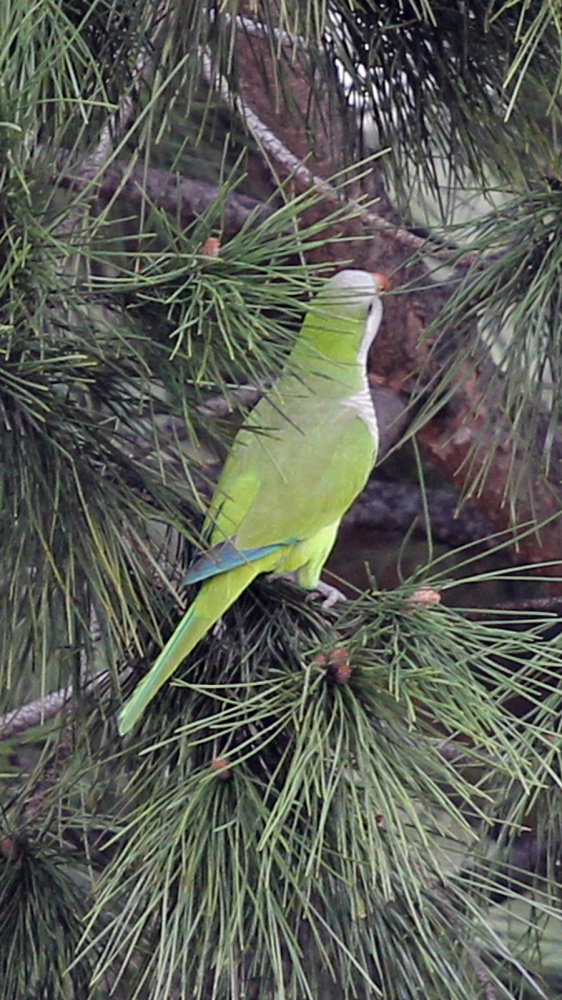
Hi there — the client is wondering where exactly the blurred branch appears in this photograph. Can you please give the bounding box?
[56,140,476,264]
[416,362,562,584]
[197,385,262,418]
[56,156,273,235]
[479,596,562,614]
[0,687,74,738]
[0,672,110,739]
[345,480,496,551]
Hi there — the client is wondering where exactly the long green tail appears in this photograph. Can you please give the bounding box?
[118,562,260,734]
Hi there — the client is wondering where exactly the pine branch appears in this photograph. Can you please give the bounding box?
[0,688,75,739]
[56,156,274,235]
[0,672,113,740]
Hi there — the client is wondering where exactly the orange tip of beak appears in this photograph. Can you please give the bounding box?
[371,272,390,292]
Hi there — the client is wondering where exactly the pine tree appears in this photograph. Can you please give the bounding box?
[2,2,562,997]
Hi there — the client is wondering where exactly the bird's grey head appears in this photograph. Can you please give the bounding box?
[326,269,383,295]
[318,269,385,358]
[319,269,384,314]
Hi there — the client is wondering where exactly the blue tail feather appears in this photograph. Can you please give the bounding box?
[182,539,294,586]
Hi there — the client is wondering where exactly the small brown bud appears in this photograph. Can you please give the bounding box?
[371,272,390,292]
[0,836,21,861]
[329,647,352,684]
[311,653,328,668]
[314,647,353,684]
[405,587,442,613]
[200,237,221,258]
[211,757,232,781]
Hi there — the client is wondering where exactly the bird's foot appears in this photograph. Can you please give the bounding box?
[308,580,347,609]
[269,573,347,609]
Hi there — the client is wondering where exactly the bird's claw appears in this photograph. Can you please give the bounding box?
[308,581,347,609]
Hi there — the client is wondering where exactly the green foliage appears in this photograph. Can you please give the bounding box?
[10,579,554,998]
[0,839,92,1000]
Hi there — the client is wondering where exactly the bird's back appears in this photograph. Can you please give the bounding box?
[208,374,378,551]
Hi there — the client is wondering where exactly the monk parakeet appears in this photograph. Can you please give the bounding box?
[118,269,385,734]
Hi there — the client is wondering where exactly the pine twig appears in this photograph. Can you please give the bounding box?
[0,687,74,738]
[0,673,110,739]
[1,612,106,739]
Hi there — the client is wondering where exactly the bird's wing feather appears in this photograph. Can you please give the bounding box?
[208,392,377,551]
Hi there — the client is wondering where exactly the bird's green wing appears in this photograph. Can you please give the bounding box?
[208,391,377,553]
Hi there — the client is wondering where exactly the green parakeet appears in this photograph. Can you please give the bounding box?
[118,269,386,734]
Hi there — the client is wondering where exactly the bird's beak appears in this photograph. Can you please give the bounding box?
[371,272,390,292]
